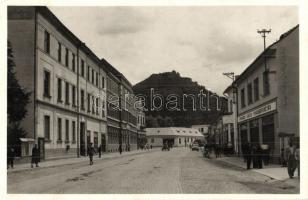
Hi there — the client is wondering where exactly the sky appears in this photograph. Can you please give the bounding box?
[49,6,298,95]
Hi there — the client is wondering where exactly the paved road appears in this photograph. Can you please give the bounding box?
[7,148,298,194]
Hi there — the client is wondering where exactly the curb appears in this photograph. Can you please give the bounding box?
[7,149,158,174]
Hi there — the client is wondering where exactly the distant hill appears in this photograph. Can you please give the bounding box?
[133,71,227,128]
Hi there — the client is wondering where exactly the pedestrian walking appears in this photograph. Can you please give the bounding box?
[286,139,297,178]
[119,144,122,155]
[87,143,96,165]
[98,144,102,158]
[31,144,40,168]
[295,144,300,178]
[246,143,252,170]
[7,147,15,169]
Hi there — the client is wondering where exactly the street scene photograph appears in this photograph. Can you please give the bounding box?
[5,2,303,196]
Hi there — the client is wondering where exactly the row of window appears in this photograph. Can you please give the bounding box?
[107,128,137,144]
[44,70,106,118]
[44,116,76,142]
[44,30,106,90]
[240,72,270,108]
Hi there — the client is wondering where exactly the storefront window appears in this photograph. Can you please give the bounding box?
[262,114,275,150]
[240,122,248,150]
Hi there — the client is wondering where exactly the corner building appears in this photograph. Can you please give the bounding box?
[8,6,109,159]
[235,25,299,163]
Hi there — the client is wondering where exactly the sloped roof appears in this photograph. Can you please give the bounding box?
[145,127,204,137]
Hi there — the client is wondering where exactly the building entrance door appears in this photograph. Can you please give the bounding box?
[101,134,106,152]
[80,122,86,156]
[163,138,174,147]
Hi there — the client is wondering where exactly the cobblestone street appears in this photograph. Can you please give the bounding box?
[7,148,299,194]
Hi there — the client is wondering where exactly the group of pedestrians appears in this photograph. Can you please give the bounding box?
[242,139,300,179]
[242,143,264,169]
[7,144,40,169]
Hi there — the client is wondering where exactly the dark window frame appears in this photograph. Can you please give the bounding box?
[57,42,62,62]
[57,78,62,102]
[81,60,85,77]
[58,118,62,141]
[81,89,85,110]
[247,83,253,105]
[43,70,51,98]
[65,119,69,142]
[44,115,50,140]
[65,48,69,67]
[241,88,246,108]
[72,121,76,142]
[72,85,76,107]
[65,81,70,105]
[44,30,50,54]
[254,77,259,101]
[72,53,76,72]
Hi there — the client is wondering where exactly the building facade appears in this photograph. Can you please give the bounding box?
[222,85,239,154]
[136,103,147,149]
[8,6,142,159]
[234,25,299,163]
[146,127,204,147]
[103,59,139,153]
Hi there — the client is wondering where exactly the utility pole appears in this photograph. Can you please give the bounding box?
[257,29,271,71]
[223,72,235,82]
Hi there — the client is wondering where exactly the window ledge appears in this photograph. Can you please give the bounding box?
[57,140,62,143]
[45,139,52,143]
[44,94,52,99]
[65,140,70,144]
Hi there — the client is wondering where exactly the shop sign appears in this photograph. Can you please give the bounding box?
[238,101,276,123]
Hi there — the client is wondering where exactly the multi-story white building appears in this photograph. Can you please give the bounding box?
[146,127,204,147]
[8,6,108,159]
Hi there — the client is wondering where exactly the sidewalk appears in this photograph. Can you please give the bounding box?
[216,156,299,181]
[7,148,159,173]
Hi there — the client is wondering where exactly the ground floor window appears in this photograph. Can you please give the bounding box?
[240,122,248,152]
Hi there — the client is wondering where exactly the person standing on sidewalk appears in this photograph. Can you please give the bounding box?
[246,143,252,170]
[31,144,40,168]
[257,145,263,169]
[295,144,300,179]
[286,139,297,178]
[98,144,102,158]
[88,143,96,165]
[119,144,122,155]
[7,147,15,169]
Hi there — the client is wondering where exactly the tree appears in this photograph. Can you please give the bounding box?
[7,40,31,156]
